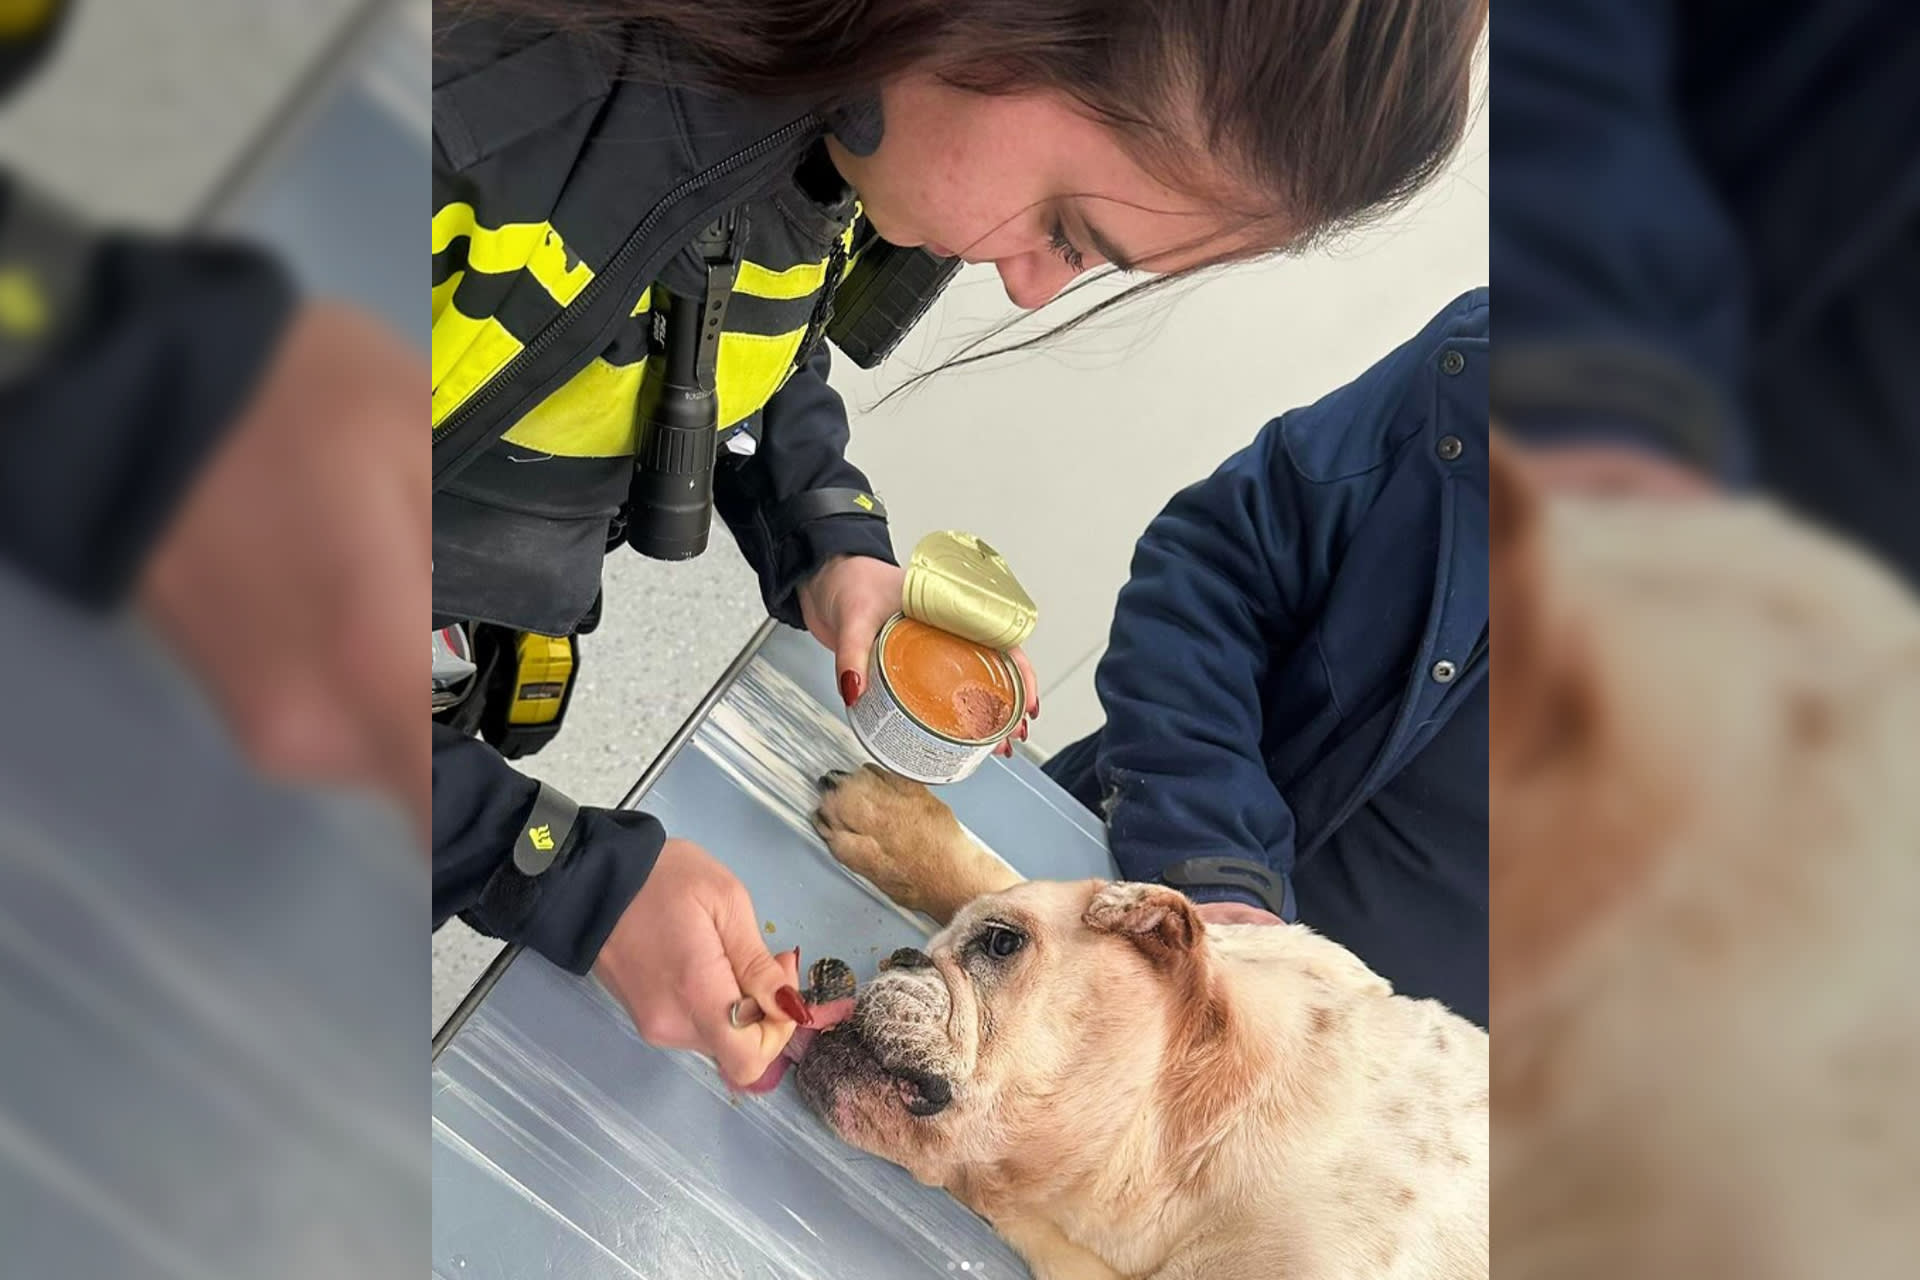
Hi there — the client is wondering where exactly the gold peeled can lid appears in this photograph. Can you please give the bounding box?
[901,531,1039,651]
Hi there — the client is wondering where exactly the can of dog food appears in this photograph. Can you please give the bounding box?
[848,613,1027,785]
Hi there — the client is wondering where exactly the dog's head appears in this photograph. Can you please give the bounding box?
[795,879,1238,1199]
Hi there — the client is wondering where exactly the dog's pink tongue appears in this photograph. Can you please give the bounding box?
[738,996,857,1095]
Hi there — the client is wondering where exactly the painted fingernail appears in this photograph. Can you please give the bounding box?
[1031,696,1041,719]
[774,986,813,1026]
[1017,721,1029,741]
[839,671,862,706]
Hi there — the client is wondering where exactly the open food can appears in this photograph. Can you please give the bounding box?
[848,613,1026,785]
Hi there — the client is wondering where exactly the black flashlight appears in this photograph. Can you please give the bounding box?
[627,285,721,561]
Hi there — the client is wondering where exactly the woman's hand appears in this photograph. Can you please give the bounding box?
[593,837,805,1089]
[1194,900,1284,927]
[799,554,1039,752]
[1507,441,1713,498]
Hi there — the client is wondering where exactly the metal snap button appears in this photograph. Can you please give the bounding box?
[1440,349,1466,375]
[1436,435,1463,461]
[1431,659,1458,684]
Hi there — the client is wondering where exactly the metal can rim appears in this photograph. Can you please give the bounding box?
[871,612,1025,747]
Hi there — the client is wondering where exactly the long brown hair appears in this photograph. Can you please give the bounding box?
[444,0,1485,375]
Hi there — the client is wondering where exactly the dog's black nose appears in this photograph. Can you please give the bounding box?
[895,1067,953,1117]
[879,946,933,972]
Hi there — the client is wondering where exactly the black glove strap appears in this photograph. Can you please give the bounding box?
[1158,856,1289,918]
[1491,339,1730,477]
[473,783,583,935]
[766,487,888,543]
[0,177,95,386]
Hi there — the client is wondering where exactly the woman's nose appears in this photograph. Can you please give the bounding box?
[994,251,1079,310]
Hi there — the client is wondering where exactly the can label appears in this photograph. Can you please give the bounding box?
[848,682,991,785]
[846,614,1022,785]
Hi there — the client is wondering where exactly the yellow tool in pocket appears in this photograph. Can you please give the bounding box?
[507,633,575,727]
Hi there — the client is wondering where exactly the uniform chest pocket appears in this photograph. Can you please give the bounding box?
[434,31,613,173]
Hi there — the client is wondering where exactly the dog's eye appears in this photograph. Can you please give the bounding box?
[982,926,1025,959]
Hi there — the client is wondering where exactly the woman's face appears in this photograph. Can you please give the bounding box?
[827,73,1260,310]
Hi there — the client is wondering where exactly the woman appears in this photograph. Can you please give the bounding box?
[430,0,1486,1088]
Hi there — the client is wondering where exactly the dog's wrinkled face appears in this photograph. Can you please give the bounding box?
[796,880,1201,1192]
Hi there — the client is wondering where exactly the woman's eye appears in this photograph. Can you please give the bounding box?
[985,926,1025,959]
[1046,222,1086,272]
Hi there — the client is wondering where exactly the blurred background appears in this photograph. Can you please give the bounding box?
[1490,3,1919,1276]
[1,2,427,1275]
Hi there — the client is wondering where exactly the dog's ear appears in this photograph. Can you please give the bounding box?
[1490,429,1597,773]
[1084,882,1203,961]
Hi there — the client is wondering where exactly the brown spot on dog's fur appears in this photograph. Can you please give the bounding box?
[1309,1006,1338,1037]
[1489,434,1673,1018]
[1372,1237,1401,1270]
[1413,1135,1435,1162]
[1157,983,1257,1181]
[1140,897,1272,1191]
[1431,1026,1450,1053]
[1788,689,1835,746]
[1391,1185,1418,1208]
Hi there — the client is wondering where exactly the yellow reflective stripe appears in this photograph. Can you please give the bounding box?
[432,271,462,324]
[630,286,652,317]
[734,259,825,301]
[0,267,50,338]
[502,356,649,458]
[715,329,806,429]
[497,318,804,454]
[432,304,525,429]
[0,0,57,39]
[837,216,862,281]
[432,202,594,307]
[450,322,811,450]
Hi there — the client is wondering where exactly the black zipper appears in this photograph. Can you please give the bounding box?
[433,115,822,487]
[790,219,852,374]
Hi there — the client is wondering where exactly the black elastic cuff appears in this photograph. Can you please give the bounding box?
[762,510,895,628]
[0,236,297,610]
[1493,340,1737,480]
[463,806,666,974]
[1158,856,1293,920]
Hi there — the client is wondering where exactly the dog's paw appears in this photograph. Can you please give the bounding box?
[813,765,962,908]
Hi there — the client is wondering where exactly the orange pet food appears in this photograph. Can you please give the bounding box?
[879,617,1018,741]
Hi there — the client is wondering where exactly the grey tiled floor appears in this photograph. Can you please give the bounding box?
[0,0,363,227]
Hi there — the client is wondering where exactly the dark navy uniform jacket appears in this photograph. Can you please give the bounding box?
[1046,289,1489,1025]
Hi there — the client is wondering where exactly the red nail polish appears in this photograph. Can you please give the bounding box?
[1017,721,1029,741]
[774,986,813,1026]
[838,671,862,706]
[1031,696,1040,720]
